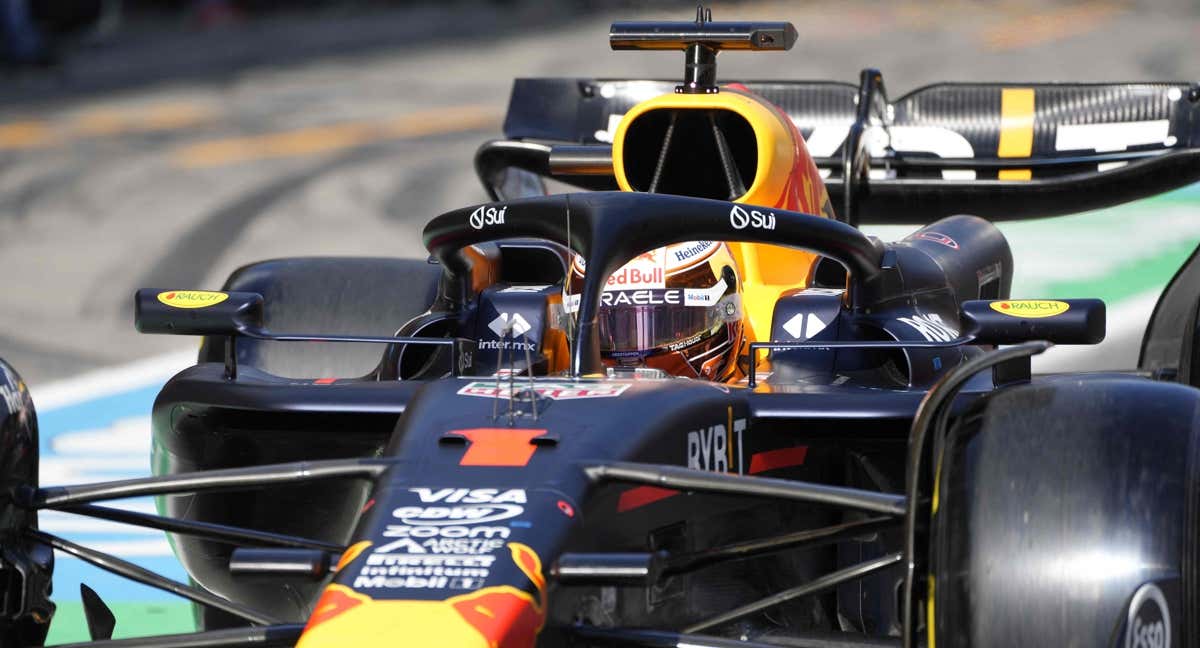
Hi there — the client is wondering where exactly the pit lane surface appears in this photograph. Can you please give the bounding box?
[2,0,1199,642]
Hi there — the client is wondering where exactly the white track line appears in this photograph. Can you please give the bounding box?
[30,350,196,412]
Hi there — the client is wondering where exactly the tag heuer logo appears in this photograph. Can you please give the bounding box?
[488,313,531,338]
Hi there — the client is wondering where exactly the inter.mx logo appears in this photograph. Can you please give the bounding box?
[729,205,776,231]
[488,312,531,337]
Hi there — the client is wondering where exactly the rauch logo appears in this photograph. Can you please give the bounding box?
[989,300,1070,319]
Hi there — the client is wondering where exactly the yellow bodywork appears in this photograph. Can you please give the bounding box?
[611,90,826,346]
[298,542,546,648]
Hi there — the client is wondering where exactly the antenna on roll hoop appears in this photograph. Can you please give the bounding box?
[609,5,797,94]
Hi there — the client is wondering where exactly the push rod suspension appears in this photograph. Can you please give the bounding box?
[570,626,792,647]
[584,462,906,516]
[571,625,900,648]
[662,515,897,575]
[60,503,344,553]
[20,458,390,509]
[684,552,903,633]
[899,341,1050,648]
[50,624,304,648]
[28,530,282,626]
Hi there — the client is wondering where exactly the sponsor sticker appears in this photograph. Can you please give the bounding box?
[500,285,552,293]
[800,287,845,296]
[478,339,536,352]
[487,313,532,338]
[469,205,507,230]
[782,312,828,340]
[666,333,703,352]
[897,313,959,342]
[605,249,666,291]
[682,278,728,307]
[687,417,748,474]
[563,293,581,314]
[1125,583,1170,648]
[156,290,228,309]
[348,488,553,597]
[729,205,776,231]
[457,381,630,400]
[989,300,1070,319]
[354,553,495,590]
[374,536,508,556]
[666,241,719,271]
[412,488,528,504]
[392,504,524,526]
[383,524,511,540]
[913,231,959,249]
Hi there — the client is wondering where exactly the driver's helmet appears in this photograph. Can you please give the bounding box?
[566,241,745,381]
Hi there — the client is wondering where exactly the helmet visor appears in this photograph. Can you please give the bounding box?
[597,289,740,355]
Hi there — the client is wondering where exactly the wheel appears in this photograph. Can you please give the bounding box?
[0,359,53,646]
[931,374,1200,647]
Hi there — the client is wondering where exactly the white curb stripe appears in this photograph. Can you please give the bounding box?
[31,350,196,412]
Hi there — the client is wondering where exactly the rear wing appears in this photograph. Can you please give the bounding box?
[480,70,1200,225]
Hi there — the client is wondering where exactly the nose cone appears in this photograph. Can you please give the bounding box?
[297,543,547,648]
[451,586,545,648]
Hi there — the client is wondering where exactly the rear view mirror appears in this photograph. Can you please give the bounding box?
[135,289,264,337]
[960,299,1105,345]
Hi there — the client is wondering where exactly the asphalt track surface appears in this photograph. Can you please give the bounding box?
[2,0,1200,642]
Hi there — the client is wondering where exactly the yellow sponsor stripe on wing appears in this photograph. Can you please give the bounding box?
[927,577,937,648]
[998,88,1035,181]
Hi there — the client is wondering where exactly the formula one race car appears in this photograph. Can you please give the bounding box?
[2,9,1200,648]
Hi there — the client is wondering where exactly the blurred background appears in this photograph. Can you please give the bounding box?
[2,0,1199,642]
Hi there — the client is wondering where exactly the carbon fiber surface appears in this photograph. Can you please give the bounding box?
[506,78,1199,166]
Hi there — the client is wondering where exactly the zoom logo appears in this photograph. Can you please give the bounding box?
[729,205,775,231]
[469,205,507,230]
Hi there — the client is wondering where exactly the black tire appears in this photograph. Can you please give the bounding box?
[198,257,442,379]
[0,359,52,646]
[932,374,1200,647]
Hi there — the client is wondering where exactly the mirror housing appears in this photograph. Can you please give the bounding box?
[135,289,264,337]
[960,299,1105,345]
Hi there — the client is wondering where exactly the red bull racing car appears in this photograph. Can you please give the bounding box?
[2,9,1200,648]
